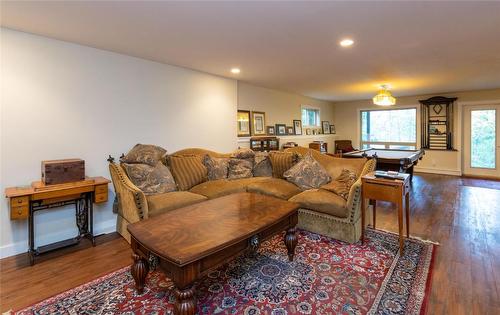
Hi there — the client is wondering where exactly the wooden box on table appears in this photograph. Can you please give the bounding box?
[41,159,85,185]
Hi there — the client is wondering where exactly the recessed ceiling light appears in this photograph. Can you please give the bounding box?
[231,68,241,74]
[339,39,354,47]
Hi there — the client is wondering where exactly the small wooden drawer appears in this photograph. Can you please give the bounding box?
[95,184,108,194]
[11,196,29,207]
[363,181,401,203]
[94,192,108,204]
[11,205,29,220]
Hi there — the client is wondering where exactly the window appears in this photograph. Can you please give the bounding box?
[470,109,496,169]
[302,107,320,127]
[361,108,417,150]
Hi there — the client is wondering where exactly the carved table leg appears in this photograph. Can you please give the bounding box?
[76,198,88,235]
[174,286,196,315]
[284,227,298,261]
[131,253,149,294]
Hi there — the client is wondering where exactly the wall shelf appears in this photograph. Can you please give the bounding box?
[420,96,457,151]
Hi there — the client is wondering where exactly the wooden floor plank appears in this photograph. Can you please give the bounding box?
[1,173,499,313]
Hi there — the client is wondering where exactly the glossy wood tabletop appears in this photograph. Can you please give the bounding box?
[127,192,299,265]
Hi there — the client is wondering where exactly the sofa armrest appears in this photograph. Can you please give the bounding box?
[345,179,362,222]
[108,162,149,223]
[345,159,377,222]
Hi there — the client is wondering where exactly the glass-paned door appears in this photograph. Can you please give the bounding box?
[463,104,500,178]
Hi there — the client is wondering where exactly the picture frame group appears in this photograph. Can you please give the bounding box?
[237,110,267,137]
[238,110,334,137]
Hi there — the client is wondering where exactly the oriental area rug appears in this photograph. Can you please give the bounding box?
[14,229,436,315]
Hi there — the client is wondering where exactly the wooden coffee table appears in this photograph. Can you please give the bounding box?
[127,192,299,315]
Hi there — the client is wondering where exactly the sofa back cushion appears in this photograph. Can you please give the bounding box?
[322,157,367,179]
[122,162,177,195]
[171,148,231,158]
[284,147,367,179]
[269,151,299,179]
[168,154,207,190]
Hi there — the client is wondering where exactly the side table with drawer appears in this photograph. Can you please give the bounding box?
[361,172,411,254]
[5,176,111,265]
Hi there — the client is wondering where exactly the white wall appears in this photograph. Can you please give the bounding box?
[0,28,238,257]
[237,82,338,152]
[331,88,500,175]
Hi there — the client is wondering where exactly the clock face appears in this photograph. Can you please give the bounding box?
[433,104,443,115]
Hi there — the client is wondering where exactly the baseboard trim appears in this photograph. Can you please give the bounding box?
[462,173,500,181]
[414,167,462,176]
[0,219,116,259]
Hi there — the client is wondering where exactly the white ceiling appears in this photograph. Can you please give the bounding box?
[2,1,500,101]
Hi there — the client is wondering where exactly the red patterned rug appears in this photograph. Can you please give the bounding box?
[14,228,435,315]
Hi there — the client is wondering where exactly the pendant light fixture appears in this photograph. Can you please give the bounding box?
[373,84,396,106]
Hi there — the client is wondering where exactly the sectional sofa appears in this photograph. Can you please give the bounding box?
[108,147,375,244]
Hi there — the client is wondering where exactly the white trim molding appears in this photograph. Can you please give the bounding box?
[0,218,116,259]
[414,166,462,176]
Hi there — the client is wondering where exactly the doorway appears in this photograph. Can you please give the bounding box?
[463,104,500,178]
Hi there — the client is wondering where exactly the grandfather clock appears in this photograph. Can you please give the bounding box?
[419,96,457,150]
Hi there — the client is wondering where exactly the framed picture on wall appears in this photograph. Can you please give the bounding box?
[322,121,331,134]
[293,119,302,135]
[330,124,336,134]
[251,111,266,135]
[287,126,294,135]
[266,126,275,135]
[275,124,287,136]
[237,110,251,137]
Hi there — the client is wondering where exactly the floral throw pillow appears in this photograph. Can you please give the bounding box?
[283,152,331,190]
[253,152,273,177]
[231,148,256,160]
[123,162,177,195]
[203,155,229,180]
[120,144,167,166]
[321,169,358,200]
[228,158,253,180]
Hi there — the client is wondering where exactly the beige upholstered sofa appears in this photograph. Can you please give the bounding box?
[108,147,375,244]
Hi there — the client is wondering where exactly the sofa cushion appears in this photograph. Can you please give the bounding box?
[190,177,267,199]
[269,151,299,179]
[121,144,167,166]
[284,147,367,179]
[247,177,301,200]
[321,169,358,200]
[203,155,229,180]
[253,152,273,177]
[168,154,207,190]
[228,158,253,179]
[289,189,348,218]
[321,157,367,179]
[122,162,177,195]
[146,191,207,216]
[283,152,331,190]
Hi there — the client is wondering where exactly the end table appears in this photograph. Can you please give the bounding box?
[361,172,411,253]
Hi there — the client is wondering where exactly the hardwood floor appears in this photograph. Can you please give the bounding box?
[1,173,499,314]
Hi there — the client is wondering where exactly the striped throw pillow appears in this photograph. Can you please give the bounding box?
[269,151,299,179]
[167,155,207,190]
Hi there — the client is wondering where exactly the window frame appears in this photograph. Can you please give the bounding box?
[359,107,418,150]
[301,105,321,127]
